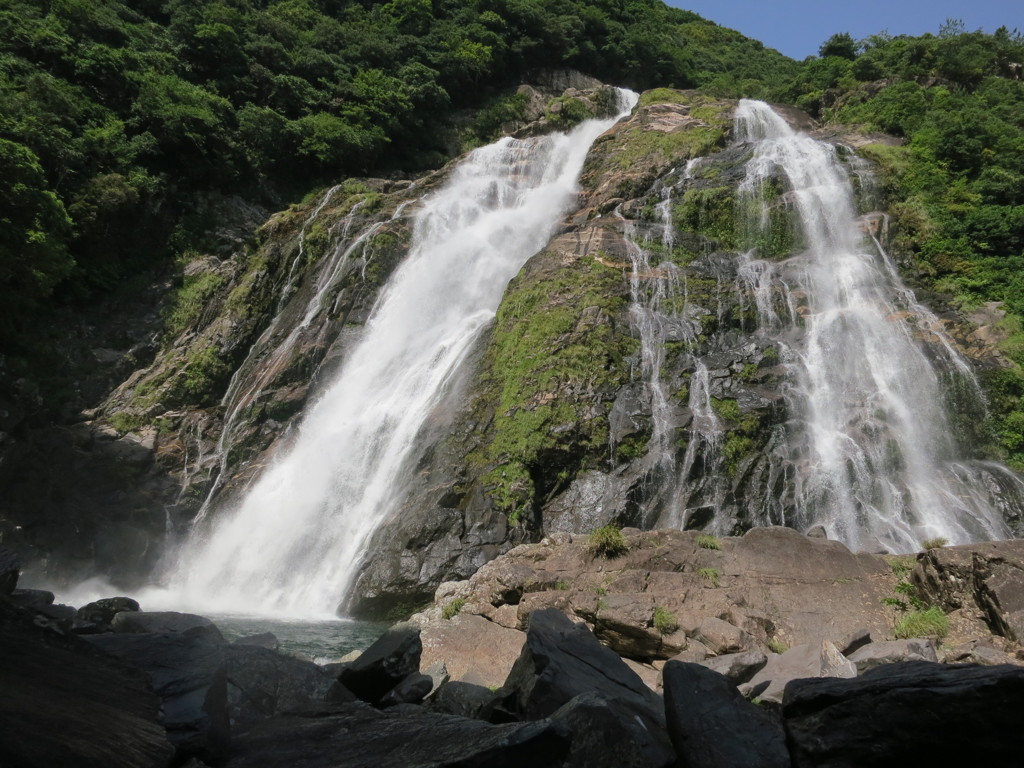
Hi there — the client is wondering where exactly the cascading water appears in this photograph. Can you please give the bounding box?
[733,99,1020,551]
[165,90,639,616]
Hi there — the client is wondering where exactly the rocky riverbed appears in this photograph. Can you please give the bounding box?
[3,528,1024,766]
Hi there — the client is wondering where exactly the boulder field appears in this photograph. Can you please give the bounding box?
[3,528,1024,766]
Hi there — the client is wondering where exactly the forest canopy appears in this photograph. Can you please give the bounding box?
[0,0,794,333]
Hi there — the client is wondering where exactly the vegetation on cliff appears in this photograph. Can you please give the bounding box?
[0,0,795,370]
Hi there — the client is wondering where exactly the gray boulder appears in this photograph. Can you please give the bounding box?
[697,650,768,683]
[663,661,790,768]
[742,640,856,704]
[847,638,937,673]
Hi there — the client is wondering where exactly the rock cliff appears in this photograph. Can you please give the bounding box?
[5,84,1022,615]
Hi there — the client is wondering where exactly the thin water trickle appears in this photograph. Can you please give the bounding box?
[165,91,639,616]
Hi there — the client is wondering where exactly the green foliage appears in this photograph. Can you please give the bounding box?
[767,638,788,654]
[171,345,232,407]
[477,252,633,519]
[696,534,721,550]
[164,267,225,337]
[676,186,736,247]
[587,525,628,558]
[0,0,797,409]
[441,597,466,620]
[545,94,596,129]
[819,33,858,60]
[697,567,719,587]
[887,555,917,579]
[554,580,570,591]
[921,537,949,550]
[652,606,679,635]
[894,607,950,639]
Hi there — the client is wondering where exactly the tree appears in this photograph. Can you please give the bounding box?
[819,32,858,60]
[0,139,73,336]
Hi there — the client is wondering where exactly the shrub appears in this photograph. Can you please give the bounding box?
[696,534,721,550]
[921,537,949,550]
[441,598,466,620]
[653,606,679,635]
[894,607,950,639]
[698,567,720,587]
[587,526,628,558]
[767,638,788,654]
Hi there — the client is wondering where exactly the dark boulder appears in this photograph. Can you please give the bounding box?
[429,680,506,720]
[697,650,768,684]
[227,702,572,767]
[662,661,790,768]
[223,644,337,727]
[548,692,673,768]
[77,596,140,630]
[783,661,1024,767]
[503,608,674,767]
[111,610,225,642]
[339,624,422,705]
[0,546,19,594]
[380,672,434,707]
[86,632,231,765]
[34,602,78,633]
[232,632,279,651]
[0,600,174,768]
[10,588,54,610]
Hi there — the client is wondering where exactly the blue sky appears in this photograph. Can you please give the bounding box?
[665,1,1024,60]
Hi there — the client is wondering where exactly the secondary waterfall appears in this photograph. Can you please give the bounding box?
[166,90,639,616]
[732,99,1018,551]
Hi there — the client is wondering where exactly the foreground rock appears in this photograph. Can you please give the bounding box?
[783,661,1024,766]
[228,702,572,768]
[502,608,675,767]
[663,661,789,768]
[338,624,422,705]
[87,631,231,765]
[0,599,174,768]
[416,529,1024,675]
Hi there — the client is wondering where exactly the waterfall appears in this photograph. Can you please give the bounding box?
[735,99,1017,552]
[165,90,639,617]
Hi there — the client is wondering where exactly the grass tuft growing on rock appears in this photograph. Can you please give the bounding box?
[441,598,466,620]
[894,607,949,639]
[587,525,628,558]
[921,537,949,550]
[696,534,721,550]
[698,567,720,587]
[652,606,679,635]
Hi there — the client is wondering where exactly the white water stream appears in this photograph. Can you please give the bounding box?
[735,99,1017,551]
[161,91,639,616]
